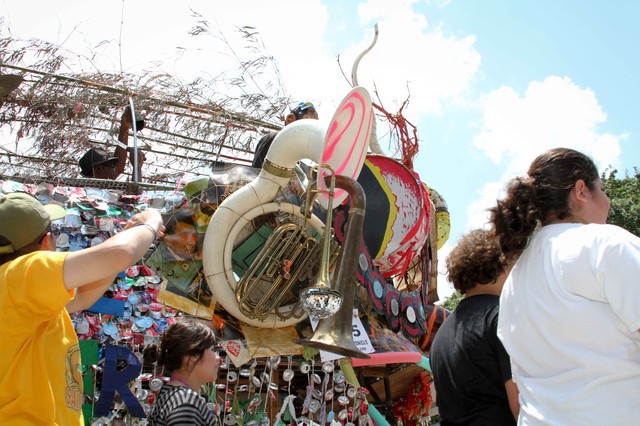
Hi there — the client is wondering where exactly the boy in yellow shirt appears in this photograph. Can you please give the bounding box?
[0,192,164,425]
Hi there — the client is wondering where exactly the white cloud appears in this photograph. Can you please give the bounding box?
[435,239,455,301]
[425,0,453,9]
[3,0,481,120]
[338,0,481,119]
[467,75,624,230]
[465,181,505,231]
[474,76,621,173]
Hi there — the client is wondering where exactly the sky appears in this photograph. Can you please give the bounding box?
[3,0,639,301]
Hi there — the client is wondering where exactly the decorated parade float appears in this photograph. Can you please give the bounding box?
[0,25,450,425]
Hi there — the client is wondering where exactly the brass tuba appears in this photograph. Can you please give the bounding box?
[295,175,371,359]
[202,87,373,328]
[234,221,323,322]
[202,120,327,328]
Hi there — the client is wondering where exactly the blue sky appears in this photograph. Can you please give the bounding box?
[3,0,639,300]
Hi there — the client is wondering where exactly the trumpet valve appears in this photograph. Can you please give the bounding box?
[282,259,292,279]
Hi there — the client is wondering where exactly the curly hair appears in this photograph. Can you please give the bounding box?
[146,319,216,375]
[446,228,506,294]
[489,148,599,261]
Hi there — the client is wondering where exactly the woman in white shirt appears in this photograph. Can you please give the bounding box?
[489,147,640,425]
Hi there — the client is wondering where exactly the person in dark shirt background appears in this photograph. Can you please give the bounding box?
[78,106,146,180]
[251,101,318,169]
[430,228,519,426]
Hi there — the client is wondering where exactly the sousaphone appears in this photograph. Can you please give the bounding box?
[202,87,373,328]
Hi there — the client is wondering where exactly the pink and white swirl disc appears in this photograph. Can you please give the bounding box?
[317,86,373,209]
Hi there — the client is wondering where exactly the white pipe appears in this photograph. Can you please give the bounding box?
[127,97,139,183]
[202,120,326,328]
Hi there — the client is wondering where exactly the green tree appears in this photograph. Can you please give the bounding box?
[602,168,640,237]
[441,291,463,311]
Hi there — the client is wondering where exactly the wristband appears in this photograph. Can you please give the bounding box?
[135,222,157,242]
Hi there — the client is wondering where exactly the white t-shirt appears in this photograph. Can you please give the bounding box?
[498,223,640,425]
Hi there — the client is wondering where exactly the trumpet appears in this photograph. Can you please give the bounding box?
[295,174,371,359]
[299,164,343,320]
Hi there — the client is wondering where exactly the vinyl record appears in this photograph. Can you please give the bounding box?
[400,291,424,339]
[384,287,401,331]
[358,155,430,277]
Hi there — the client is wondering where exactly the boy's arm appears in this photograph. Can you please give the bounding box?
[62,210,164,310]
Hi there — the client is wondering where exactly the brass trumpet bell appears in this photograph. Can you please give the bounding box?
[296,322,368,359]
[295,175,371,359]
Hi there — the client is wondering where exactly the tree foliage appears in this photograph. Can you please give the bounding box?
[440,291,463,311]
[602,168,640,237]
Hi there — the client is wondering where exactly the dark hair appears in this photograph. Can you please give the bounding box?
[446,228,506,294]
[148,319,216,375]
[489,148,599,260]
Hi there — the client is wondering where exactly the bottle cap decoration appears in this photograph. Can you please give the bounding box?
[282,368,294,382]
[12,86,439,424]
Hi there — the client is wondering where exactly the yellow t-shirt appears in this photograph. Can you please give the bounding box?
[0,251,84,425]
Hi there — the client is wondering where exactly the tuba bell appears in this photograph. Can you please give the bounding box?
[295,175,371,359]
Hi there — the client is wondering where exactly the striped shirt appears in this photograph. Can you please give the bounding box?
[147,384,217,425]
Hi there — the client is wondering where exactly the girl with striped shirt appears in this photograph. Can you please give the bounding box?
[147,319,220,425]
